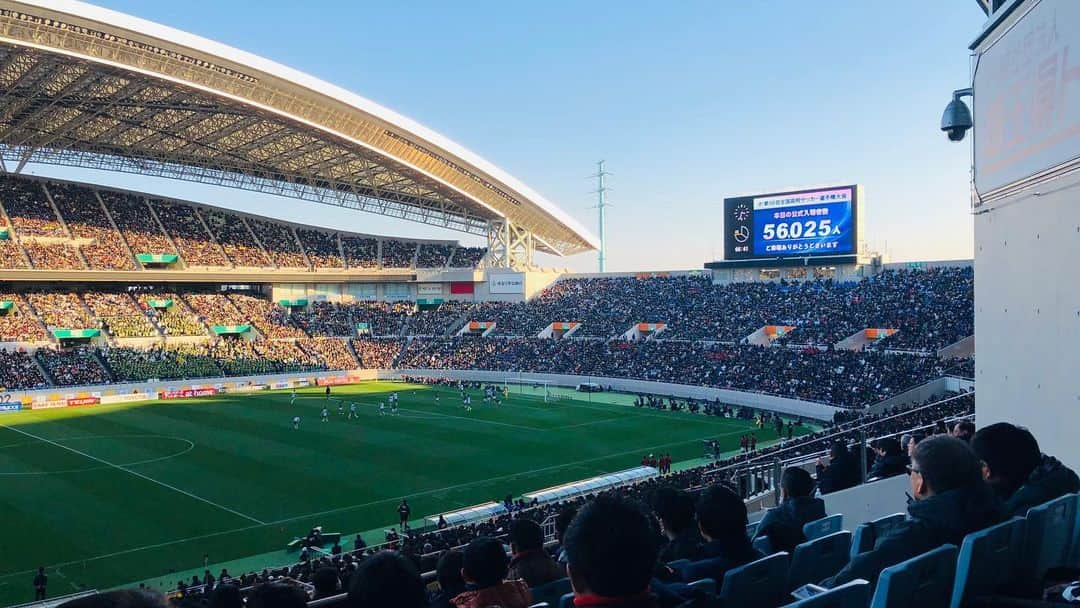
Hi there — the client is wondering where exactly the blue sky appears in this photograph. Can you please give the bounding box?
[27,1,987,272]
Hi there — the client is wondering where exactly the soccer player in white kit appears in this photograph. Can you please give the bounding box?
[291,388,297,405]
[293,415,301,429]
[321,408,329,422]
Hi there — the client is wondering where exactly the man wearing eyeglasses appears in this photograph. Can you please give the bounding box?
[823,435,1005,590]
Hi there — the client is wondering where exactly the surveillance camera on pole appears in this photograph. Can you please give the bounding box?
[941,88,973,142]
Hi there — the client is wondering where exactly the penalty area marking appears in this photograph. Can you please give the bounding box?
[0,423,264,525]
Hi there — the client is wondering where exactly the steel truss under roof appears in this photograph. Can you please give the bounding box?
[0,0,599,264]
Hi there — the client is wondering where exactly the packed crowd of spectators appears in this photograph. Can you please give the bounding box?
[229,294,307,339]
[22,240,85,271]
[397,337,957,408]
[450,246,486,268]
[380,239,416,268]
[341,237,379,269]
[103,344,223,382]
[249,219,308,268]
[37,346,111,386]
[137,294,206,337]
[470,270,973,353]
[0,348,47,390]
[0,178,66,237]
[152,201,229,267]
[202,209,271,268]
[403,302,470,337]
[100,191,177,261]
[350,338,403,368]
[84,292,158,338]
[0,229,29,268]
[184,294,248,327]
[298,229,344,269]
[48,183,136,271]
[0,294,48,341]
[291,301,356,337]
[415,244,452,268]
[27,292,97,330]
[298,338,358,370]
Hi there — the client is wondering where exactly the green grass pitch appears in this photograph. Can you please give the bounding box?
[0,381,807,605]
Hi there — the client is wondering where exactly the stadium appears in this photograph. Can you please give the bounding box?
[0,1,1077,608]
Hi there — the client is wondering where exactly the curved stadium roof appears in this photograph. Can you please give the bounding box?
[0,0,599,257]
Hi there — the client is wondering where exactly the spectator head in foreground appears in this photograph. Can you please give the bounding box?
[208,584,242,608]
[311,566,340,599]
[452,536,532,608]
[565,495,659,604]
[58,590,166,608]
[951,420,976,443]
[971,422,1080,516]
[909,435,984,500]
[652,486,697,539]
[780,466,815,500]
[247,583,307,608]
[436,549,466,597]
[508,517,544,554]
[347,550,426,608]
[507,517,563,588]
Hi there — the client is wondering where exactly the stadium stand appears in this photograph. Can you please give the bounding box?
[0,293,48,342]
[451,246,487,268]
[229,293,307,339]
[404,301,471,337]
[416,243,452,269]
[136,292,207,337]
[249,219,308,269]
[291,301,357,337]
[48,182,137,271]
[202,209,272,268]
[340,236,380,269]
[184,294,249,327]
[380,239,417,269]
[298,338,359,370]
[36,346,111,386]
[151,200,230,267]
[351,338,404,369]
[83,291,159,338]
[0,348,48,390]
[99,191,178,265]
[27,292,97,331]
[297,229,345,269]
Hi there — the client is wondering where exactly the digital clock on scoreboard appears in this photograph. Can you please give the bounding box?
[723,185,859,261]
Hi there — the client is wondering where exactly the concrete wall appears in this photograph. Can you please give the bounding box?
[385,368,840,420]
[970,0,1080,466]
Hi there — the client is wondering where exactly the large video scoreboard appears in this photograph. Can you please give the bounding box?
[723,185,860,262]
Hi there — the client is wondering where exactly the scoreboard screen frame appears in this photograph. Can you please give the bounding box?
[723,184,860,262]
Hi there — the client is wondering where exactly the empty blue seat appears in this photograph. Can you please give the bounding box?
[803,514,844,542]
[719,551,791,608]
[753,535,774,555]
[788,531,852,592]
[782,579,870,607]
[850,513,906,557]
[559,591,574,608]
[530,578,571,608]
[748,521,761,537]
[687,578,716,596]
[949,517,1025,608]
[667,558,692,575]
[870,544,957,608]
[1022,493,1078,585]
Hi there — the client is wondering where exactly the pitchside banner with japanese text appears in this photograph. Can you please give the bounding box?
[724,185,858,261]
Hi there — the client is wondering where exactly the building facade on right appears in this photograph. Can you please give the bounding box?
[968,0,1080,460]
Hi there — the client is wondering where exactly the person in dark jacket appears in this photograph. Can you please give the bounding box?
[755,467,826,553]
[685,485,761,585]
[824,436,1004,590]
[816,441,861,494]
[653,487,703,563]
[971,422,1080,517]
[348,550,427,608]
[867,438,909,480]
[451,537,533,608]
[564,496,661,608]
[507,518,563,587]
[428,550,466,608]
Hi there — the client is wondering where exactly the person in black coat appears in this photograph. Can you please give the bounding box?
[682,485,761,586]
[428,551,466,608]
[971,422,1080,517]
[653,487,704,563]
[755,467,826,553]
[867,437,909,480]
[824,436,1004,590]
[816,441,861,494]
